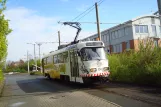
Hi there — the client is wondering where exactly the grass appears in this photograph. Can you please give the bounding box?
[30,71,43,75]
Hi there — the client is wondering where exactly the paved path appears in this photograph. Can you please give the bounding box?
[0,74,158,107]
[101,82,161,106]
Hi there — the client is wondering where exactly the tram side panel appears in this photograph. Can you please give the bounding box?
[68,50,84,83]
[59,51,71,81]
[42,50,85,83]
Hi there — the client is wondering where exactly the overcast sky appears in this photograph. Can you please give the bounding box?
[4,0,158,61]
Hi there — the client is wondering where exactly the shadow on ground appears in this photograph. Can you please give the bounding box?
[16,77,93,94]
[105,82,161,95]
[16,75,161,96]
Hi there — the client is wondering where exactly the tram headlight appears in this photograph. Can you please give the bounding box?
[90,68,97,72]
[103,67,109,71]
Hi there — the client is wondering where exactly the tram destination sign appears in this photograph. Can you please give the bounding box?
[86,42,103,46]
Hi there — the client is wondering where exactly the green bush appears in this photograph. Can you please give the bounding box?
[12,68,27,73]
[108,38,161,86]
[0,70,4,81]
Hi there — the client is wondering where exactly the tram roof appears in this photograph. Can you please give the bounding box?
[42,41,104,58]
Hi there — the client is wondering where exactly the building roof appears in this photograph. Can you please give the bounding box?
[132,15,159,22]
[81,15,159,41]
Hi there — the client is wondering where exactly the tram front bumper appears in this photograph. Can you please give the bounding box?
[80,71,110,77]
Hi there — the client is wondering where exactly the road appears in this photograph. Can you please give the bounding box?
[0,74,159,107]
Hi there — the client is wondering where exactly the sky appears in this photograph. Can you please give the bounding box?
[4,0,158,61]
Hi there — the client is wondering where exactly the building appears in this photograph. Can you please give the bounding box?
[81,15,161,53]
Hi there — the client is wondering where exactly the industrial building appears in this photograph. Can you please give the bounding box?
[81,15,161,53]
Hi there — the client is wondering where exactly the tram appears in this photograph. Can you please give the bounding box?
[42,22,110,84]
[42,41,110,84]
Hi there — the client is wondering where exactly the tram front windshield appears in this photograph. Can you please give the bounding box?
[80,47,106,61]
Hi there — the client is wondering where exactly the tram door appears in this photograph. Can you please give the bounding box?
[70,50,79,82]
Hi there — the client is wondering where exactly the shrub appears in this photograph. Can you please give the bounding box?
[108,38,161,86]
[0,70,4,81]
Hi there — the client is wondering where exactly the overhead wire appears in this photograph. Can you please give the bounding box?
[75,22,121,24]
[75,6,96,21]
[98,0,105,6]
[71,4,95,21]
[74,0,105,22]
[49,0,106,42]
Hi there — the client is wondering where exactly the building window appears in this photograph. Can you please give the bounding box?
[154,40,158,47]
[122,29,125,36]
[112,44,122,53]
[113,45,116,53]
[144,26,148,33]
[126,41,130,49]
[120,44,122,52]
[103,34,105,42]
[107,35,109,41]
[140,26,144,33]
[135,25,139,33]
[111,32,115,39]
[118,29,122,37]
[152,25,156,34]
[151,17,155,24]
[116,44,120,53]
[101,35,104,41]
[124,27,129,36]
[103,35,106,42]
[115,31,118,38]
[104,35,107,42]
[135,25,148,33]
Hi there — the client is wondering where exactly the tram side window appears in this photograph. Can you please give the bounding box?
[58,54,64,63]
[54,55,58,64]
[47,57,49,64]
[47,56,53,64]
[63,52,68,63]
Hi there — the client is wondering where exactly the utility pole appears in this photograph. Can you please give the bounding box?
[36,43,42,64]
[27,43,37,71]
[58,31,61,46]
[27,51,29,73]
[36,43,42,73]
[33,44,37,71]
[157,0,161,25]
[95,2,101,41]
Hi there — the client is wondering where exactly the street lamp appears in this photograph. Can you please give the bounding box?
[27,43,37,71]
[35,42,42,65]
[35,42,43,73]
[24,51,32,74]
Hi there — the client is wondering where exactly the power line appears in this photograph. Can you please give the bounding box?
[35,42,69,44]
[73,21,121,24]
[76,6,96,21]
[71,0,104,21]
[98,0,105,6]
[53,0,105,42]
[75,0,105,21]
[71,4,95,21]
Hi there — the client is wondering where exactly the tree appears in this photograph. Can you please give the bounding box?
[0,0,12,77]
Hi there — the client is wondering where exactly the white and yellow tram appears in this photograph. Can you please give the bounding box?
[42,41,110,84]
